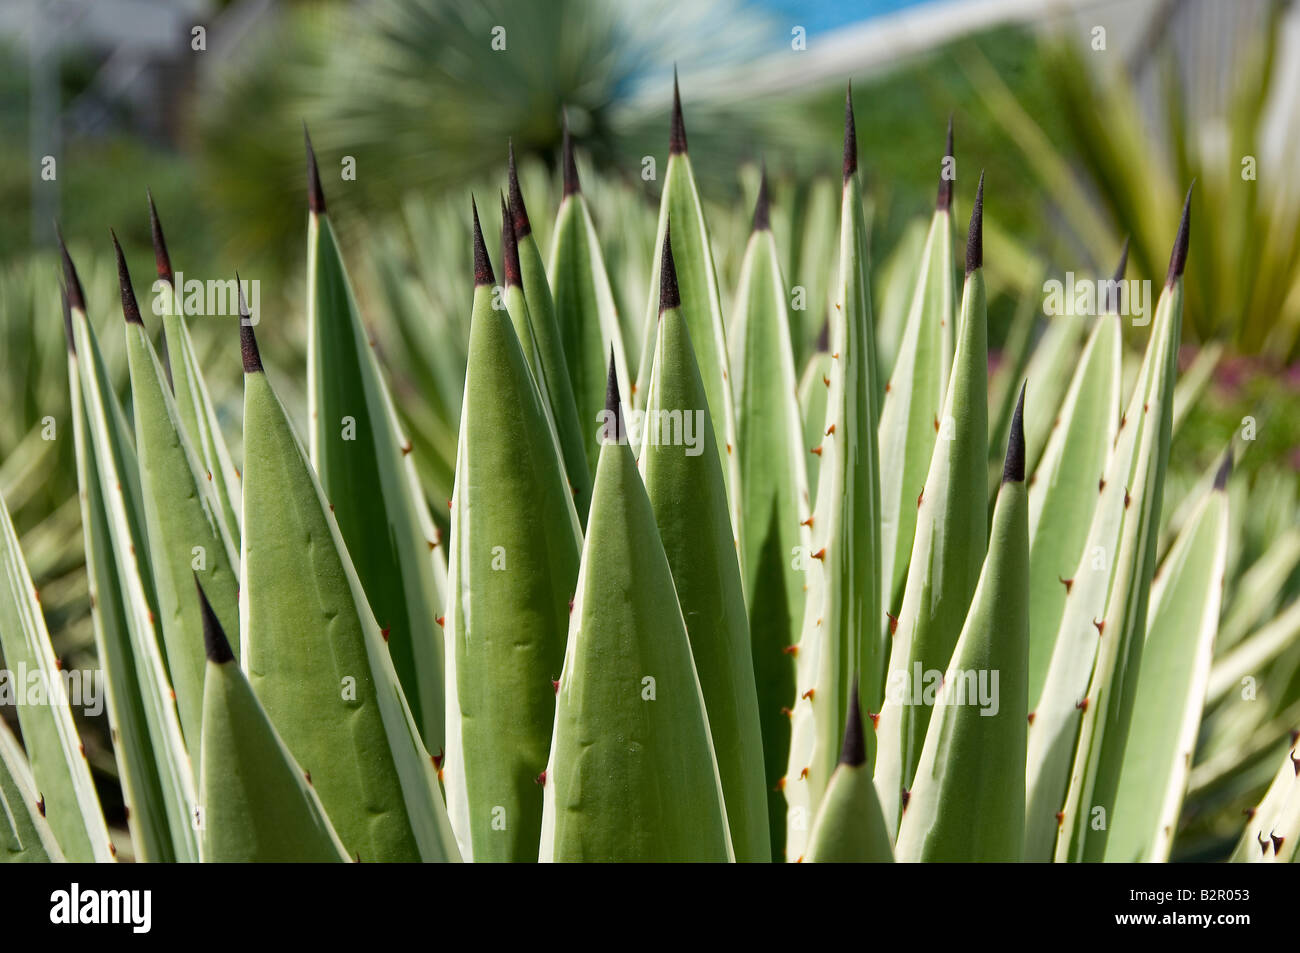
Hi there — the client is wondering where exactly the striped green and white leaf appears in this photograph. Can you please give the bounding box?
[0,484,112,861]
[68,327,171,864]
[0,718,64,862]
[798,345,831,505]
[729,180,811,859]
[150,195,242,535]
[1026,313,1122,702]
[443,228,582,863]
[875,177,989,838]
[196,580,349,863]
[632,81,741,532]
[118,240,240,750]
[540,371,732,862]
[1230,737,1299,863]
[641,234,768,862]
[1019,313,1086,480]
[305,157,448,754]
[877,136,955,624]
[545,137,631,481]
[64,249,197,864]
[785,93,882,860]
[1106,462,1229,862]
[241,323,459,863]
[896,389,1029,862]
[1055,202,1189,862]
[499,191,593,524]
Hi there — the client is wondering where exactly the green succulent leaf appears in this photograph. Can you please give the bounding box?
[544,156,631,483]
[798,348,831,504]
[1018,315,1086,481]
[804,681,893,863]
[195,580,349,862]
[241,322,459,863]
[875,180,989,838]
[120,243,241,751]
[632,97,740,530]
[1055,205,1189,862]
[443,265,582,862]
[0,485,113,861]
[641,237,769,862]
[1026,313,1122,702]
[307,197,449,754]
[540,372,732,862]
[150,197,243,536]
[500,191,593,525]
[1230,736,1300,863]
[785,97,882,860]
[65,263,198,864]
[895,390,1029,862]
[877,192,955,627]
[0,718,64,863]
[1106,465,1229,861]
[729,194,812,860]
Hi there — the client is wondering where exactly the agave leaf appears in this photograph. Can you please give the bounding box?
[1230,736,1299,863]
[871,218,927,386]
[240,317,459,863]
[729,179,812,860]
[641,230,769,862]
[1019,315,1086,481]
[1105,459,1229,861]
[1023,354,1146,859]
[877,137,956,629]
[874,175,989,837]
[804,679,893,863]
[68,329,172,864]
[632,77,741,530]
[1026,312,1122,702]
[784,91,882,860]
[195,580,349,862]
[0,485,113,861]
[539,363,732,862]
[895,388,1029,862]
[149,195,243,536]
[797,345,831,505]
[304,139,448,753]
[117,237,241,749]
[0,718,64,862]
[442,213,582,862]
[63,243,198,864]
[543,134,631,481]
[499,190,594,524]
[1054,194,1190,862]
[788,177,838,370]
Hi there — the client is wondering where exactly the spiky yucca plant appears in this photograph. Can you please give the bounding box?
[1,78,1291,865]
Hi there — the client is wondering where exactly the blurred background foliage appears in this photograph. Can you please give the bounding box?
[2,0,1300,858]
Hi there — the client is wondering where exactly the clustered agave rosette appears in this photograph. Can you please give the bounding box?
[0,75,1294,865]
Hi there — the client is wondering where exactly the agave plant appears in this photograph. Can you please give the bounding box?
[1,75,1295,865]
